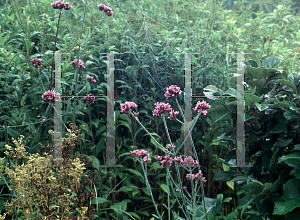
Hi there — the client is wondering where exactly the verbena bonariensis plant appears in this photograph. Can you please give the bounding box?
[121,85,211,220]
[30,1,114,128]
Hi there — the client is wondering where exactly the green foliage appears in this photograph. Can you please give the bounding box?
[1,0,300,219]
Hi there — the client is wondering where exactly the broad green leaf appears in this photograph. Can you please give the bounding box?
[250,179,263,185]
[136,211,149,217]
[222,162,230,171]
[88,155,99,171]
[116,152,131,159]
[91,119,100,128]
[117,85,134,91]
[269,146,279,169]
[275,79,297,91]
[255,103,268,111]
[294,144,300,150]
[288,73,300,86]
[204,85,218,93]
[110,201,127,212]
[224,88,237,96]
[262,57,283,68]
[227,100,237,106]
[62,72,75,78]
[245,92,263,107]
[214,170,236,181]
[278,151,300,168]
[269,122,287,133]
[264,178,280,193]
[284,110,299,121]
[226,181,234,190]
[223,197,232,203]
[117,186,133,193]
[231,176,247,182]
[246,66,267,79]
[240,196,255,218]
[274,101,295,109]
[150,137,160,148]
[117,120,131,131]
[132,191,139,197]
[262,98,278,104]
[84,60,96,67]
[160,184,170,195]
[126,168,144,179]
[276,139,292,147]
[142,187,150,196]
[215,112,231,123]
[290,105,300,111]
[282,178,300,201]
[143,132,159,138]
[157,173,167,178]
[291,168,300,179]
[127,212,141,220]
[273,199,300,215]
[210,141,222,146]
[75,110,85,116]
[217,194,224,202]
[91,197,109,205]
[247,54,261,67]
[12,78,23,87]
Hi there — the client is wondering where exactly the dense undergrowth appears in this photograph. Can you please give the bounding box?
[0,0,300,219]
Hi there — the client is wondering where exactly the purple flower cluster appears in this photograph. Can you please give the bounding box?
[158,155,174,167]
[164,85,182,99]
[87,75,96,83]
[51,0,72,10]
[167,109,179,120]
[30,57,42,68]
[186,170,207,183]
[152,102,179,120]
[70,59,85,69]
[130,147,207,182]
[193,100,211,115]
[152,102,172,117]
[156,154,206,182]
[84,94,95,104]
[182,156,199,166]
[120,101,139,116]
[42,116,47,121]
[120,85,210,121]
[97,3,114,16]
[167,144,175,149]
[156,155,199,168]
[130,150,151,162]
[42,90,61,102]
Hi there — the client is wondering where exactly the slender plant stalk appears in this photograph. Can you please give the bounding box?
[167,167,171,220]
[140,159,162,220]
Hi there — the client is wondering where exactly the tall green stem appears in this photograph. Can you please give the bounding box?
[167,167,171,220]
[140,159,162,219]
[191,175,196,220]
[162,113,189,218]
[129,111,172,156]
[63,0,89,125]
[73,46,81,125]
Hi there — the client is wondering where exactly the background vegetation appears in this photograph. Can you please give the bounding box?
[0,0,300,219]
